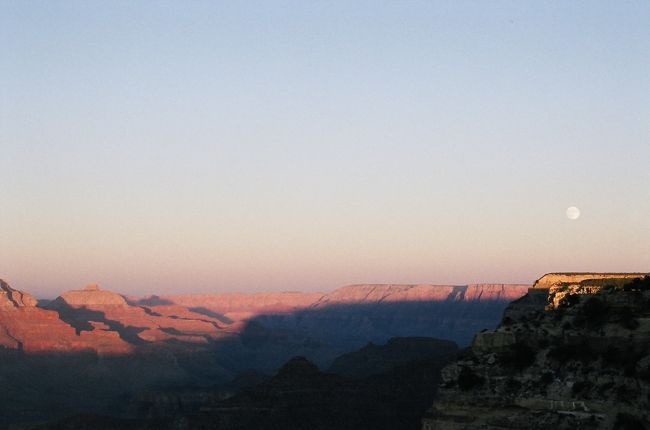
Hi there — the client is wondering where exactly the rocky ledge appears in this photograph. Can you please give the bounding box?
[0,279,38,308]
[49,284,129,307]
[422,272,650,430]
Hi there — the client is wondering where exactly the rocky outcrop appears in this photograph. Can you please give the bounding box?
[52,284,129,307]
[532,272,648,309]
[532,273,646,290]
[422,273,650,430]
[1,279,38,308]
[0,279,131,354]
[43,284,232,349]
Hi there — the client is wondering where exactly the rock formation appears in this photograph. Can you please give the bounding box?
[0,279,38,307]
[46,283,229,348]
[53,283,129,306]
[422,272,650,430]
[0,277,528,426]
[254,283,530,349]
[152,283,528,348]
[0,279,529,362]
[0,279,132,353]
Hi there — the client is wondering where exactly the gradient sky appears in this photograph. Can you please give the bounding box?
[2,1,649,297]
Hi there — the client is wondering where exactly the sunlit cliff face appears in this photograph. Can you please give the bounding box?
[0,279,530,355]
[3,3,650,298]
[533,273,648,290]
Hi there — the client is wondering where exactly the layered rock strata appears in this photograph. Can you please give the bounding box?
[0,280,530,356]
[422,272,650,430]
[0,280,131,353]
[178,283,530,348]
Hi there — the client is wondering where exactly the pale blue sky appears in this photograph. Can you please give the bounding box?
[1,1,649,296]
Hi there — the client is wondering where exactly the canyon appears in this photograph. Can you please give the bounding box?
[0,278,528,425]
[3,273,649,429]
[1,280,528,358]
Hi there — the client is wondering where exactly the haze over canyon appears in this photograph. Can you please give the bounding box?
[0,277,527,425]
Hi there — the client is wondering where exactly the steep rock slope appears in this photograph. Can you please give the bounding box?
[257,284,529,348]
[0,281,235,423]
[0,280,130,353]
[0,279,38,307]
[0,280,529,363]
[0,280,529,357]
[422,273,650,430]
[47,284,229,347]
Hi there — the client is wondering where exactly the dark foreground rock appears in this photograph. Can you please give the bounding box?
[422,273,650,430]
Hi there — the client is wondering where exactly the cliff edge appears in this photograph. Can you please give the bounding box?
[422,272,650,430]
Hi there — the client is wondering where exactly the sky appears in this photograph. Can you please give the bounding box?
[1,1,649,297]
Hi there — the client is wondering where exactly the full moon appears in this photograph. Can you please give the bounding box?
[566,206,580,220]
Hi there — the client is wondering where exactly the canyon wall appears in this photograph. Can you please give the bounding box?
[0,277,528,424]
[152,283,529,349]
[0,279,529,358]
[422,272,650,430]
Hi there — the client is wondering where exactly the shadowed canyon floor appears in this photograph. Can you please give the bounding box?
[13,338,460,430]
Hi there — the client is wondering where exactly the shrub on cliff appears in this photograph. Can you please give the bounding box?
[571,380,592,397]
[616,307,640,330]
[602,346,622,365]
[548,341,594,364]
[613,413,647,430]
[500,342,536,370]
[558,293,580,308]
[602,345,644,377]
[597,381,614,396]
[573,297,610,328]
[502,317,515,326]
[457,367,484,391]
[539,371,554,386]
[624,276,650,292]
[505,377,522,391]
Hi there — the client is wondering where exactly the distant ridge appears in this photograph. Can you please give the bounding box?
[0,279,529,354]
[0,277,529,424]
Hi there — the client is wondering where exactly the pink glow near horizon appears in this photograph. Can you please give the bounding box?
[2,3,649,297]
